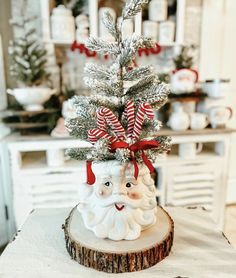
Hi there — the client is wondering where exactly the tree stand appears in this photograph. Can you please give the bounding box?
[63,206,174,273]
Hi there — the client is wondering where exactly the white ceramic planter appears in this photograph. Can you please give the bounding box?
[77,160,157,240]
[7,87,56,111]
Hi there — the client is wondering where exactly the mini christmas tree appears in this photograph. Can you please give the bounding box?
[63,1,173,272]
[173,44,196,70]
[66,1,171,164]
[9,15,50,86]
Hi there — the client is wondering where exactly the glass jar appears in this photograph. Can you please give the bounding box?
[149,0,168,22]
[51,5,75,42]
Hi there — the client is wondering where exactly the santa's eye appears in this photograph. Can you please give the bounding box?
[104,181,112,187]
[126,182,133,188]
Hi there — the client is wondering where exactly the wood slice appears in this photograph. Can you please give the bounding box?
[62,206,174,273]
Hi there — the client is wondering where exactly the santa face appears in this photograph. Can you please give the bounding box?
[77,160,157,241]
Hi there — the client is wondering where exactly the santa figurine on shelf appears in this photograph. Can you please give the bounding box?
[171,45,198,94]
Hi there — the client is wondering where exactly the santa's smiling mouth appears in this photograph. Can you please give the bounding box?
[115,203,125,211]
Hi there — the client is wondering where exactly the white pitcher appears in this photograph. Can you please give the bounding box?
[167,103,190,131]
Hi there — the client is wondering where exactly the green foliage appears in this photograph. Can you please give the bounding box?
[9,16,50,86]
[122,0,151,19]
[173,45,196,70]
[67,0,171,162]
[71,0,87,17]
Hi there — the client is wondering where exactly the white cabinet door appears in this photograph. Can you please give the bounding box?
[199,0,236,203]
[0,154,8,247]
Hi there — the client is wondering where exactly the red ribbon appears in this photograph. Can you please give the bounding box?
[86,161,96,185]
[110,140,159,179]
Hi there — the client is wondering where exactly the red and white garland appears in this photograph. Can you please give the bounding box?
[71,41,162,59]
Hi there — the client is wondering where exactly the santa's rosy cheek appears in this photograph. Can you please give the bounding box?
[96,188,112,198]
[128,191,142,200]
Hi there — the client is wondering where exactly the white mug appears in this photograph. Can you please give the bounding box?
[202,79,230,99]
[190,113,208,130]
[179,142,203,159]
[208,106,233,128]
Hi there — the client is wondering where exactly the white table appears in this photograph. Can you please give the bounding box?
[0,207,236,278]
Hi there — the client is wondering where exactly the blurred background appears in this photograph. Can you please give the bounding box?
[0,0,236,252]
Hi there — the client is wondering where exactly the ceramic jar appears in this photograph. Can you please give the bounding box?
[202,79,230,98]
[149,0,168,22]
[167,103,190,131]
[159,21,175,44]
[208,106,233,128]
[143,20,159,41]
[190,113,208,130]
[51,5,75,42]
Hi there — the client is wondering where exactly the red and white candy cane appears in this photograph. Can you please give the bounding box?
[88,128,116,145]
[132,103,154,141]
[97,107,126,140]
[123,101,135,139]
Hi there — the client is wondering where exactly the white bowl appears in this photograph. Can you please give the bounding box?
[7,87,57,111]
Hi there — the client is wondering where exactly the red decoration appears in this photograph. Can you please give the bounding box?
[71,41,162,59]
[132,103,154,140]
[88,128,116,144]
[123,101,135,139]
[86,103,159,184]
[97,107,126,140]
[86,161,96,185]
[172,68,199,82]
[110,140,159,179]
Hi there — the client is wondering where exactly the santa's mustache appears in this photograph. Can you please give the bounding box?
[89,194,155,210]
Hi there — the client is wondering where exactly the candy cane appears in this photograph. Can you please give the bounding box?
[88,128,116,144]
[124,101,135,139]
[97,107,125,140]
[132,103,154,141]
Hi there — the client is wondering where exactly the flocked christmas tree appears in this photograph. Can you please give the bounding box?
[66,0,171,165]
[63,2,174,271]
[9,13,50,86]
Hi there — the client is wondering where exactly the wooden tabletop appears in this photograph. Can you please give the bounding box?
[0,207,236,277]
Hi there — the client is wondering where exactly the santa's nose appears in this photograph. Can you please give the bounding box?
[113,184,126,195]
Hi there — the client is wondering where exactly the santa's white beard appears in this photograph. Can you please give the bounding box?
[78,192,157,241]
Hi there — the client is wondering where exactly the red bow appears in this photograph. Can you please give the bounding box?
[111,140,159,179]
